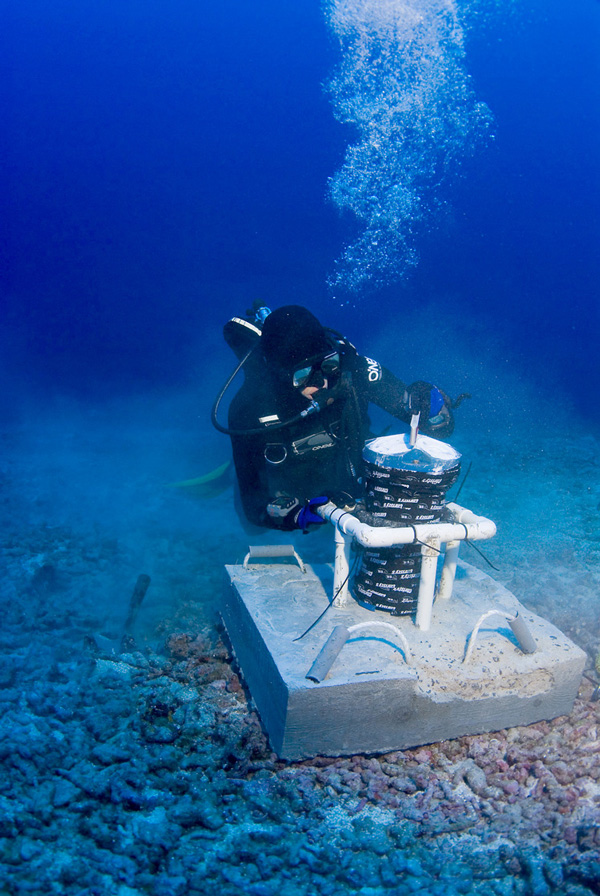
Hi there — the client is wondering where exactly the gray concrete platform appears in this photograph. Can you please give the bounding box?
[222,559,586,760]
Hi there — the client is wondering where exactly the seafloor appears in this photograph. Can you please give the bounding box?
[1,390,599,896]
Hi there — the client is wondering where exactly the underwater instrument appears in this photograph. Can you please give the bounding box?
[354,432,461,617]
[221,431,586,759]
[123,574,151,641]
[85,573,152,656]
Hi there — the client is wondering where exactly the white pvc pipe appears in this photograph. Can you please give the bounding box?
[333,526,352,607]
[438,539,460,601]
[318,502,497,631]
[415,537,440,630]
[318,502,496,549]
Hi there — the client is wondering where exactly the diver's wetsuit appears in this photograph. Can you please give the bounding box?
[228,342,452,530]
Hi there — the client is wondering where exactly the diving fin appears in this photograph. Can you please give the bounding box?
[167,460,233,497]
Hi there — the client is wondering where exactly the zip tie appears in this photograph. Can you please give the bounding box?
[336,510,353,528]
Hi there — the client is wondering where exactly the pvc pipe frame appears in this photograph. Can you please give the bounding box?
[318,501,497,631]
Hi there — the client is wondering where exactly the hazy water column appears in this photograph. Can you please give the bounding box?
[324,0,492,295]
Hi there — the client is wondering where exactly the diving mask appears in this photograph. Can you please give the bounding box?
[292,351,341,390]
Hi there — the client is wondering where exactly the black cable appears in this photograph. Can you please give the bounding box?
[464,538,499,571]
[210,347,256,434]
[293,548,363,641]
[210,346,321,437]
[453,460,472,504]
[413,538,443,554]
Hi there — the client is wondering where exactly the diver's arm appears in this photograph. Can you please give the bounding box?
[229,432,270,527]
[355,356,411,422]
[358,356,454,437]
[228,390,274,527]
[230,437,316,531]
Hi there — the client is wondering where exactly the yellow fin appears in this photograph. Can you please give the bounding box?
[167,460,233,497]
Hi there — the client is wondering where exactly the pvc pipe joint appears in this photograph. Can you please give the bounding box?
[318,501,497,630]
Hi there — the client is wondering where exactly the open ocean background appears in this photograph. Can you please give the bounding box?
[2,1,600,894]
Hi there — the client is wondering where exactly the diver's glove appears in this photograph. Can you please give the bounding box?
[407,381,454,436]
[297,497,329,532]
[266,495,328,532]
[408,381,443,417]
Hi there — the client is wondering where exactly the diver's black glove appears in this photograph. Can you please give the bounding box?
[266,496,328,532]
[407,381,443,417]
[408,381,454,436]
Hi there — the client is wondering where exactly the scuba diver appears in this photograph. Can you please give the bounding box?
[212,304,456,532]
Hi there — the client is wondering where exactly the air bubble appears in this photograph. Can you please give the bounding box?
[324,0,493,295]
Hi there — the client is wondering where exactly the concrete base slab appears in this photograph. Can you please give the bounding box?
[222,559,586,760]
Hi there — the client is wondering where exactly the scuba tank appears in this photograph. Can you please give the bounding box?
[222,300,270,363]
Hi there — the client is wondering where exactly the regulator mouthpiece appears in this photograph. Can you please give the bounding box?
[300,400,321,418]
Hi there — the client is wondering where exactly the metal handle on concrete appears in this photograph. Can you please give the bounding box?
[306,620,412,683]
[464,609,538,664]
[243,544,306,572]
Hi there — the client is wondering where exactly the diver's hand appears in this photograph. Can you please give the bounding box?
[266,496,328,532]
[408,381,443,417]
[296,497,329,532]
[408,381,455,437]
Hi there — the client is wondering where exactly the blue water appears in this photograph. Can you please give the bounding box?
[2,4,600,893]
[3,0,598,417]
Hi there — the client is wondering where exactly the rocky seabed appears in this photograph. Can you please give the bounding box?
[1,580,599,896]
